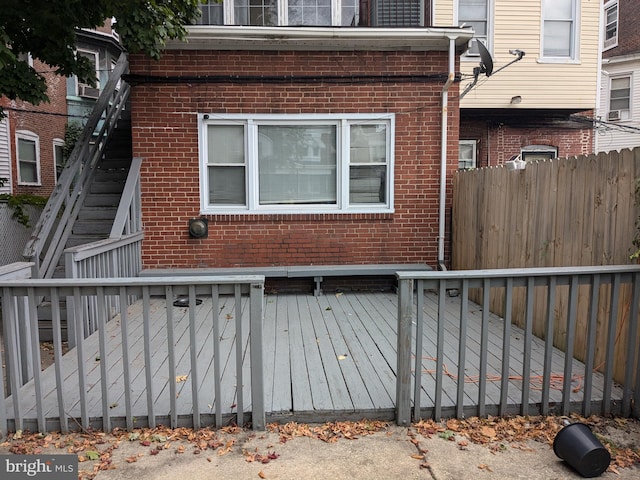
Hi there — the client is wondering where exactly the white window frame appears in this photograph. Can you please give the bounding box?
[540,0,580,63]
[53,138,65,182]
[198,113,395,214]
[16,130,41,186]
[608,73,632,121]
[198,0,356,26]
[76,49,100,93]
[455,0,494,59]
[603,0,618,51]
[458,139,477,169]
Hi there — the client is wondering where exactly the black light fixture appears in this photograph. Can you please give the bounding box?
[189,217,208,238]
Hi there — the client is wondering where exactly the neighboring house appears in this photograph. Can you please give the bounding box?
[596,0,640,152]
[127,1,473,271]
[0,21,122,197]
[0,55,68,196]
[68,21,123,123]
[436,1,600,168]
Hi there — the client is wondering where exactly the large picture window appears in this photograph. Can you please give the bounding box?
[200,114,394,213]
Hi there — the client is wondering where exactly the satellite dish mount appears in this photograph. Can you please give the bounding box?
[460,40,525,98]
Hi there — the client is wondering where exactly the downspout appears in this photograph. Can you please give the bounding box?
[438,37,456,271]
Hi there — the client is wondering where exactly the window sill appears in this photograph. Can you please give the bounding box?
[536,57,581,65]
[201,210,395,222]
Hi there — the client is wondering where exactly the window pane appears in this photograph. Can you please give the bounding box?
[459,0,487,20]
[350,124,387,164]
[544,0,572,19]
[197,1,223,25]
[208,125,245,164]
[289,0,331,26]
[258,125,337,205]
[341,0,359,26]
[235,0,278,26]
[18,138,36,161]
[209,166,246,204]
[544,21,571,56]
[459,142,475,168]
[19,162,38,183]
[350,166,386,204]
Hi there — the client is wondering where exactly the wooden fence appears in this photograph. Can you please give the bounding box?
[452,148,640,383]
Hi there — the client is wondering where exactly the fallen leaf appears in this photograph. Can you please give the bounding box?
[258,471,266,479]
[411,454,424,460]
[337,355,347,360]
[176,375,188,383]
[125,456,138,463]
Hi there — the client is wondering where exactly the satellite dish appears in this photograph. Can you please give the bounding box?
[476,40,494,77]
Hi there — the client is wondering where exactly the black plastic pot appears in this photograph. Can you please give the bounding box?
[553,422,611,478]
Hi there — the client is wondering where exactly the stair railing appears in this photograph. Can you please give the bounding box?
[23,53,130,279]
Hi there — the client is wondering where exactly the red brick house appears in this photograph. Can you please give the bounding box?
[127,23,472,273]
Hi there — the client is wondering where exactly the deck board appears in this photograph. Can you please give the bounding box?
[5,291,624,429]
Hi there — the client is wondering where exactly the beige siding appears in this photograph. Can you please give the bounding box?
[433,0,453,25]
[435,0,601,110]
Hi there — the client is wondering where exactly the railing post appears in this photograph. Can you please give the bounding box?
[250,282,266,430]
[396,277,413,426]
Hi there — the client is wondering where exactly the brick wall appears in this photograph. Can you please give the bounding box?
[130,50,458,269]
[4,58,67,196]
[460,117,594,167]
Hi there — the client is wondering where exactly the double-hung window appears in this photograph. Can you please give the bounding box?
[200,114,394,213]
[457,0,490,56]
[196,0,358,26]
[16,130,40,185]
[541,0,578,60]
[608,75,631,121]
[603,1,618,51]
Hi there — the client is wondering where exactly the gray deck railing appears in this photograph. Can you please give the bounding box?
[396,265,640,425]
[64,232,144,342]
[22,53,130,279]
[0,276,265,436]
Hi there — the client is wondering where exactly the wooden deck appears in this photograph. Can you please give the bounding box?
[6,291,624,430]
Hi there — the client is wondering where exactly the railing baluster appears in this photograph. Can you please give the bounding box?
[542,276,556,415]
[602,273,620,416]
[250,282,265,430]
[27,287,45,431]
[165,285,177,428]
[234,284,244,427]
[211,285,222,426]
[142,286,155,428]
[434,278,446,420]
[633,273,640,419]
[456,279,469,418]
[50,288,67,432]
[96,287,110,432]
[499,278,513,416]
[622,272,640,416]
[120,286,133,430]
[189,285,200,429]
[583,274,600,417]
[521,277,534,416]
[562,275,579,415]
[73,287,89,428]
[478,278,490,417]
[2,287,22,432]
[412,279,424,422]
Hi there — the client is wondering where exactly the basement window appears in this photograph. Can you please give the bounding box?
[199,113,394,214]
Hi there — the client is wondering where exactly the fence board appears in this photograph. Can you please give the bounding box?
[452,148,640,382]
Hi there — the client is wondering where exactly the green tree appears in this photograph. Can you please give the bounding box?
[0,0,201,115]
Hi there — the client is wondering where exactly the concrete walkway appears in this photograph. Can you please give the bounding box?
[2,419,637,480]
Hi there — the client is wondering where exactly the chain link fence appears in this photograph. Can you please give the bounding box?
[0,202,43,266]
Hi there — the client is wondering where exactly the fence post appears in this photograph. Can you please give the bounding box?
[250,282,265,430]
[396,277,413,426]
